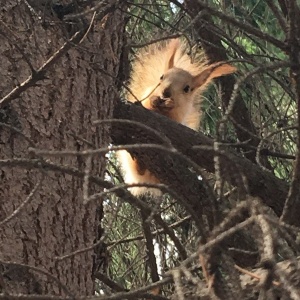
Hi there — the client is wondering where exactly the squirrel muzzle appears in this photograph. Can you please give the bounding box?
[149,95,175,111]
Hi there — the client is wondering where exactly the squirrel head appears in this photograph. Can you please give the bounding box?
[141,38,236,123]
[143,63,236,122]
[146,68,196,118]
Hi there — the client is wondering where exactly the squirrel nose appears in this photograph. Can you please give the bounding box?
[162,88,171,98]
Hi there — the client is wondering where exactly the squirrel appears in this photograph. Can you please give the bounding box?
[118,38,236,196]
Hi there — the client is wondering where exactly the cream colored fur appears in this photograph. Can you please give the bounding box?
[118,38,236,196]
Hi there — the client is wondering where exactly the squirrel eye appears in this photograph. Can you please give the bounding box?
[160,75,164,80]
[183,85,190,93]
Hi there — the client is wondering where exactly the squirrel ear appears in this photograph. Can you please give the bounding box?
[165,39,180,71]
[193,62,236,89]
[167,50,176,70]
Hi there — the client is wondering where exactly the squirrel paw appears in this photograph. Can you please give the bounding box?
[150,95,174,111]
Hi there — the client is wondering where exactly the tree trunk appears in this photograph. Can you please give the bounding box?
[0,1,126,296]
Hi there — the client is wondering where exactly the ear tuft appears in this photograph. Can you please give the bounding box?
[165,38,181,71]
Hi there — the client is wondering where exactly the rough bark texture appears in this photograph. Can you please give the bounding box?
[0,1,126,296]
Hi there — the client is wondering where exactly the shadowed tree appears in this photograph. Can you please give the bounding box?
[0,0,126,296]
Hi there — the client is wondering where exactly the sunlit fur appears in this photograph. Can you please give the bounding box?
[118,39,236,196]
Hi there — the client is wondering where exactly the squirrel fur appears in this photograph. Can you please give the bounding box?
[118,38,236,196]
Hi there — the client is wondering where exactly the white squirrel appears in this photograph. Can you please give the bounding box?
[118,38,236,196]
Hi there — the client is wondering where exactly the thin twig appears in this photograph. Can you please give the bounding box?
[0,176,44,227]
[0,30,84,107]
[195,0,287,50]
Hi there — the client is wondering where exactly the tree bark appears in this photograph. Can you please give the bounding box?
[0,1,126,296]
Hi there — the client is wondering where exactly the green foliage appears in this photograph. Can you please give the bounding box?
[101,0,297,296]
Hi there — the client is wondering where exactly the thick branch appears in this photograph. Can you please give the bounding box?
[112,101,289,218]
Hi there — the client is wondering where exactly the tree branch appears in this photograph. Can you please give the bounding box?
[112,101,289,219]
[184,0,272,168]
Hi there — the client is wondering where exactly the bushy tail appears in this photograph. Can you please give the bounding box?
[127,39,208,103]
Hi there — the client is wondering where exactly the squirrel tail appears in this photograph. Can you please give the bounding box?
[127,39,208,105]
